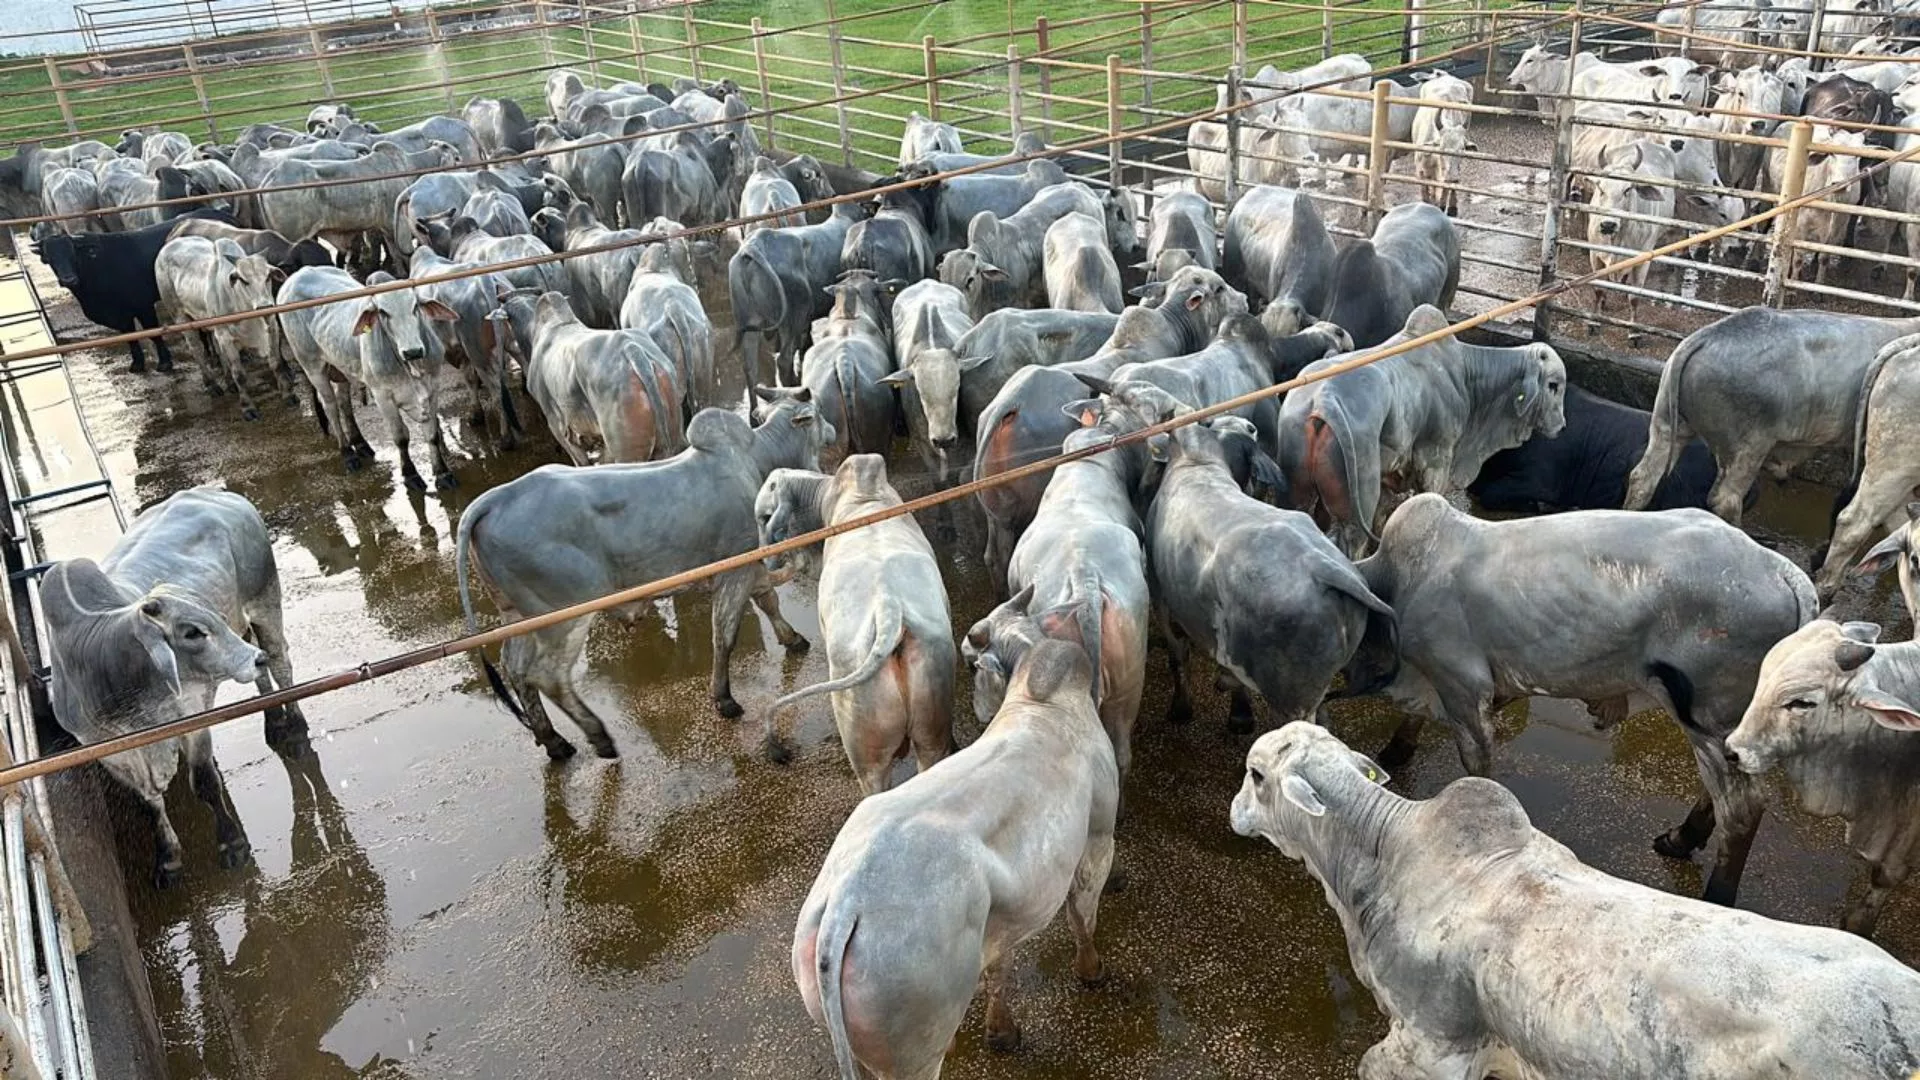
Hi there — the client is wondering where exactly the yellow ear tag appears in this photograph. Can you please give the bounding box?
[1365,767,1379,782]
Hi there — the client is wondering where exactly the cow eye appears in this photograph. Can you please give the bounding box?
[1248,767,1265,785]
[181,625,206,641]
[1785,697,1816,712]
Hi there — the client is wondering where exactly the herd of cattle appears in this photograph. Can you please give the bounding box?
[8,34,1920,1079]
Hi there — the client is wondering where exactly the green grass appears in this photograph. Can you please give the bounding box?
[0,0,1428,166]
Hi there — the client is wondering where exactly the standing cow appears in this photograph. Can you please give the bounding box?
[42,487,305,887]
[792,639,1116,1078]
[525,291,684,465]
[757,455,955,793]
[1232,722,1920,1079]
[154,235,287,420]
[1220,184,1337,336]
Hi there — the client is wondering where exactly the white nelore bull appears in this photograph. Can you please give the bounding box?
[1727,619,1920,937]
[793,637,1117,1079]
[757,455,955,794]
[1232,722,1920,1080]
[154,235,287,420]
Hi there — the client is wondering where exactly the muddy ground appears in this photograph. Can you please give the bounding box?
[9,145,1920,1078]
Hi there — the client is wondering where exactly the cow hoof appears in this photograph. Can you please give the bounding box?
[1226,713,1256,737]
[1165,698,1193,726]
[435,472,459,492]
[985,1027,1023,1054]
[1075,957,1107,987]
[129,359,147,374]
[205,381,225,397]
[1700,879,1738,907]
[342,452,363,473]
[544,738,578,762]
[265,722,312,761]
[589,736,619,760]
[156,358,174,373]
[403,472,428,493]
[218,841,252,871]
[1103,867,1130,894]
[764,733,794,765]
[241,406,260,422]
[714,697,745,720]
[498,432,519,452]
[285,393,302,408]
[783,635,811,654]
[1651,829,1698,860]
[152,863,182,889]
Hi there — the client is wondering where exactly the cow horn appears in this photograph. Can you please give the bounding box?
[1835,639,1876,671]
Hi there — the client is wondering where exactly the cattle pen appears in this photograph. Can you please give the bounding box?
[1,0,1919,1075]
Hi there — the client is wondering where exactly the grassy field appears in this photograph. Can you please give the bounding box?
[0,0,1429,169]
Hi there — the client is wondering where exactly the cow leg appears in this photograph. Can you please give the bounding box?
[1377,714,1427,770]
[101,748,185,887]
[185,731,251,870]
[751,586,808,651]
[536,621,618,759]
[501,631,578,760]
[375,392,429,492]
[1843,860,1907,938]
[1359,1025,1487,1080]
[1817,469,1915,603]
[250,608,310,759]
[145,314,175,372]
[1707,442,1771,527]
[1694,748,1765,906]
[315,377,361,469]
[1067,775,1117,983]
[708,570,754,719]
[1653,792,1717,859]
[1158,607,1194,725]
[981,954,1021,1052]
[1437,682,1495,777]
[982,518,1014,598]
[1226,683,1261,736]
[1623,404,1687,512]
[126,336,148,373]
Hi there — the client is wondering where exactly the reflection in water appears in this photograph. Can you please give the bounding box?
[152,754,396,1078]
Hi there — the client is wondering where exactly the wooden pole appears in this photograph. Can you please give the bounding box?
[182,45,218,142]
[1008,43,1023,140]
[1680,0,1699,58]
[1365,79,1391,228]
[923,35,939,119]
[1139,4,1154,113]
[309,27,335,98]
[1224,64,1243,206]
[1533,0,1584,341]
[1807,0,1830,70]
[577,0,601,83]
[1035,16,1053,140]
[828,0,853,166]
[684,3,703,83]
[1107,54,1123,194]
[42,60,75,137]
[752,17,777,151]
[427,8,456,114]
[628,10,649,84]
[538,0,555,70]
[1322,0,1335,60]
[1764,120,1814,306]
[1232,0,1247,68]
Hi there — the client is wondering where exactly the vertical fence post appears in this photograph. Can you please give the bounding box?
[1225,65,1243,207]
[426,8,457,113]
[1322,0,1335,59]
[182,45,218,142]
[1764,120,1814,307]
[684,3,704,83]
[1232,0,1247,68]
[923,36,940,119]
[1534,0,1585,342]
[1107,54,1123,195]
[577,0,601,83]
[537,0,556,70]
[1408,0,1424,62]
[309,27,335,97]
[1035,17,1053,140]
[1139,4,1154,114]
[629,10,649,84]
[41,59,76,136]
[1365,79,1391,228]
[751,17,776,151]
[1680,0,1699,58]
[1008,44,1024,140]
[1807,0,1830,69]
[827,0,853,167]
[1483,8,1499,89]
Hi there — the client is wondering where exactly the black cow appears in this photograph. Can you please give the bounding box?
[1470,385,1754,514]
[34,207,235,373]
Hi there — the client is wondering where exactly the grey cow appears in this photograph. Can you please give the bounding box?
[260,142,451,273]
[729,201,870,385]
[1141,189,1217,282]
[277,266,462,489]
[529,200,653,329]
[622,130,736,228]
[1276,305,1567,556]
[154,235,288,420]
[1042,211,1124,313]
[1855,503,1920,624]
[880,279,976,487]
[1221,183,1338,337]
[1624,306,1920,526]
[919,156,1069,254]
[1231,722,1920,1079]
[1728,619,1920,936]
[406,246,519,450]
[42,486,305,886]
[1815,334,1920,604]
[1322,200,1461,349]
[792,638,1116,1078]
[1349,493,1819,905]
[757,455,955,793]
[947,307,1119,420]
[619,242,716,414]
[524,291,683,465]
[1149,421,1393,734]
[532,124,627,227]
[456,396,830,758]
[946,183,1136,318]
[790,270,897,466]
[898,110,964,168]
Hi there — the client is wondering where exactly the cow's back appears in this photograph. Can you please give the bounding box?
[106,488,269,619]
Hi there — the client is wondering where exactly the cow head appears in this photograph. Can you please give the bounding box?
[750,386,834,472]
[937,248,1009,321]
[133,588,266,697]
[781,154,834,205]
[1727,621,1920,785]
[1855,502,1920,622]
[1100,188,1140,255]
[351,283,457,380]
[753,467,829,574]
[1514,343,1568,438]
[880,346,982,451]
[1231,722,1390,858]
[219,251,284,364]
[1509,46,1560,91]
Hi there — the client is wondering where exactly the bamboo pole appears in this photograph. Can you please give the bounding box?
[1322,0,1335,59]
[924,36,940,119]
[684,2,704,82]
[1225,64,1243,206]
[1764,120,1815,305]
[41,60,75,137]
[1808,0,1830,69]
[752,17,776,151]
[1139,4,1155,113]
[1365,78,1391,227]
[577,0,601,83]
[182,44,217,142]
[1233,0,1248,68]
[1036,16,1053,140]
[538,0,555,70]
[309,27,335,98]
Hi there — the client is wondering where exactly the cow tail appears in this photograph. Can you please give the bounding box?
[815,898,864,1080]
[1838,337,1901,521]
[637,159,666,230]
[1646,660,1703,736]
[1652,330,1702,478]
[1306,399,1374,545]
[1073,579,1106,710]
[774,598,904,711]
[729,245,779,357]
[456,493,530,722]
[622,342,673,458]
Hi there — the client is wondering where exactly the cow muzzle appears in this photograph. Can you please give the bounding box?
[931,433,958,451]
[1596,219,1620,236]
[401,346,426,363]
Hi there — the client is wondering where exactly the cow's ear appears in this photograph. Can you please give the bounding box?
[1279,772,1327,817]
[1060,398,1103,427]
[351,305,379,336]
[1857,681,1920,731]
[1349,750,1389,786]
[1841,621,1884,644]
[878,369,913,388]
[956,352,992,373]
[420,299,459,323]
[1856,530,1908,576]
[978,263,1009,282]
[134,602,182,696]
[1008,582,1036,614]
